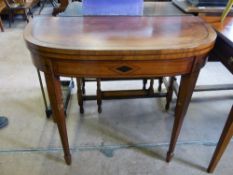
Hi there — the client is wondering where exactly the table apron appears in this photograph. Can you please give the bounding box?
[50,58,194,78]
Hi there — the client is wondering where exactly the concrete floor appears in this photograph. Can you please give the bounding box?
[0,3,233,175]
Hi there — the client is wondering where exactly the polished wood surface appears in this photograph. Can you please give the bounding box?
[25,16,215,60]
[202,16,233,46]
[24,16,216,165]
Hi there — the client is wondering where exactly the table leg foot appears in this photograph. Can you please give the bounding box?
[98,106,102,113]
[166,151,174,162]
[65,154,72,165]
[80,107,84,114]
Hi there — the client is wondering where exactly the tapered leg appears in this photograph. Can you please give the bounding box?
[207,106,233,173]
[166,69,201,162]
[77,78,84,114]
[165,77,175,111]
[45,72,71,165]
[0,18,4,32]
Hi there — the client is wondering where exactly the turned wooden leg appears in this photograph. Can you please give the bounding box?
[24,10,29,23]
[207,106,233,173]
[0,18,4,32]
[166,68,201,162]
[45,69,71,165]
[97,78,102,113]
[143,78,148,90]
[77,78,84,114]
[149,79,154,95]
[158,77,163,92]
[165,77,175,111]
[82,78,86,94]
[8,11,13,28]
[29,8,33,18]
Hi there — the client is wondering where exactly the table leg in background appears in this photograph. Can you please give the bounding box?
[207,106,233,173]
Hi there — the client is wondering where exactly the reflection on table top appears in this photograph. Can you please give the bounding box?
[59,2,185,17]
[24,16,216,58]
[82,0,143,16]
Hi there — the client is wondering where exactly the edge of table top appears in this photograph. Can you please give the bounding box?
[24,16,217,60]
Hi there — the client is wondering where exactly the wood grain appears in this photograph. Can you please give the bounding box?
[24,16,216,165]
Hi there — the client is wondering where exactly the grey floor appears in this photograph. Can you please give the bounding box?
[0,3,233,175]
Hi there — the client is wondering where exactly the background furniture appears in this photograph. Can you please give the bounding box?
[0,18,3,31]
[38,0,56,15]
[201,16,233,173]
[208,106,233,173]
[24,16,216,165]
[0,0,39,27]
[0,0,5,31]
[166,0,233,94]
[3,0,33,27]
[173,0,233,14]
[77,78,165,113]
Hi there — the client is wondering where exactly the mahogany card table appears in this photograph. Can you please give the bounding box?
[24,16,216,165]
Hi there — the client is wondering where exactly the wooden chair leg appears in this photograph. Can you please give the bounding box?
[0,18,4,32]
[158,77,163,92]
[82,78,86,94]
[149,78,154,95]
[77,78,84,114]
[165,77,175,111]
[24,10,29,23]
[207,106,233,173]
[143,78,148,90]
[97,78,102,113]
[8,11,12,28]
[29,8,33,18]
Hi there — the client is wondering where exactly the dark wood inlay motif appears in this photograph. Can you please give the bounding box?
[116,66,133,73]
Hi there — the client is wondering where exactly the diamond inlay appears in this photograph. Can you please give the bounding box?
[116,66,133,73]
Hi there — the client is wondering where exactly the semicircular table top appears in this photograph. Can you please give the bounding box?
[24,16,216,58]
